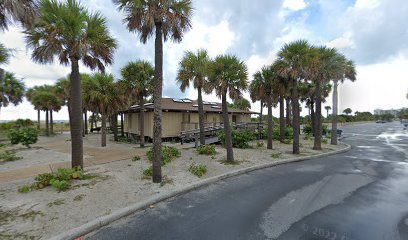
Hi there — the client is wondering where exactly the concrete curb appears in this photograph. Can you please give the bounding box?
[49,142,351,240]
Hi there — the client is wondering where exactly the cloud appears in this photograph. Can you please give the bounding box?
[326,32,355,49]
[283,0,307,11]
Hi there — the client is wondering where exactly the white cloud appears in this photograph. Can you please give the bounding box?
[326,32,355,49]
[283,0,307,11]
[354,0,381,10]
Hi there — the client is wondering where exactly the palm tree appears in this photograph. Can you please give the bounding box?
[343,108,352,115]
[272,60,290,143]
[114,0,192,183]
[331,56,356,145]
[31,88,60,136]
[0,43,11,80]
[229,97,251,110]
[0,0,38,30]
[120,60,154,148]
[252,66,274,149]
[325,106,331,118]
[25,0,117,168]
[207,55,248,163]
[0,72,25,118]
[177,49,210,145]
[83,73,124,147]
[277,40,311,154]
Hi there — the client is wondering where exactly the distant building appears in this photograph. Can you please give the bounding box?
[374,108,402,117]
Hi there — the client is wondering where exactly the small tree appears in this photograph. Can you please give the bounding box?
[324,106,331,118]
[343,108,352,115]
[8,128,39,148]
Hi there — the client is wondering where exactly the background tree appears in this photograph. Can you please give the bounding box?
[0,72,25,118]
[31,87,60,136]
[277,40,311,154]
[207,55,248,163]
[83,73,124,147]
[25,0,117,168]
[331,55,356,145]
[0,43,11,79]
[343,108,352,115]
[114,0,192,183]
[325,106,331,118]
[120,60,154,147]
[272,60,290,143]
[177,49,210,145]
[228,97,251,111]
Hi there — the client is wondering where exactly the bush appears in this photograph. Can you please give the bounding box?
[132,155,141,161]
[0,119,33,131]
[143,167,153,177]
[146,146,180,166]
[197,144,216,155]
[0,149,22,162]
[261,126,294,140]
[8,128,39,148]
[256,141,264,148]
[29,167,84,191]
[188,163,207,177]
[302,124,329,136]
[218,129,256,149]
[18,185,30,193]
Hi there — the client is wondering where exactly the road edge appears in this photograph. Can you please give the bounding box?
[49,142,351,240]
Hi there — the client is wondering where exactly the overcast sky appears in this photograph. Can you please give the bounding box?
[0,0,407,120]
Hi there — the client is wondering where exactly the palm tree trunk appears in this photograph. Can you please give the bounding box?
[331,80,339,145]
[279,96,285,142]
[259,100,263,123]
[326,109,329,118]
[90,112,94,131]
[70,58,84,169]
[313,80,322,150]
[152,22,163,183]
[222,91,234,163]
[267,97,273,149]
[84,111,88,135]
[101,114,107,147]
[112,113,118,142]
[291,78,300,154]
[45,110,49,137]
[50,110,54,135]
[120,113,124,137]
[37,109,40,130]
[285,97,291,127]
[94,114,98,128]
[197,86,206,145]
[311,99,315,135]
[140,94,145,148]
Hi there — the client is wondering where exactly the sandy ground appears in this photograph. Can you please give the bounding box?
[0,135,345,240]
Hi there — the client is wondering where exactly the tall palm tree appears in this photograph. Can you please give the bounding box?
[325,106,331,118]
[114,0,192,183]
[0,0,38,30]
[177,49,210,145]
[25,0,117,168]
[0,72,25,118]
[277,40,311,154]
[120,60,154,148]
[26,87,41,129]
[252,66,274,149]
[331,55,356,145]
[272,60,290,143]
[207,55,248,163]
[249,71,266,126]
[31,88,60,136]
[83,73,124,147]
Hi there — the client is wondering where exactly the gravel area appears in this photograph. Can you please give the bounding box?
[0,138,345,239]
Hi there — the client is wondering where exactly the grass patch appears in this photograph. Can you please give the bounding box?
[218,159,241,165]
[132,155,141,161]
[146,146,180,166]
[160,176,174,187]
[188,163,207,177]
[143,167,153,177]
[46,199,65,207]
[197,144,216,155]
[0,147,22,162]
[271,152,282,159]
[256,141,264,148]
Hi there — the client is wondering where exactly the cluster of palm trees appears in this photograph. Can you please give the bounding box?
[1,0,356,184]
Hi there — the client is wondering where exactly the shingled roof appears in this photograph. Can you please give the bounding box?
[121,98,257,114]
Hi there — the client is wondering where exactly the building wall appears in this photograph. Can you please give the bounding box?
[124,111,252,138]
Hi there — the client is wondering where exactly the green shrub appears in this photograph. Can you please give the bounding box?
[322,138,328,144]
[146,146,180,166]
[0,149,22,162]
[256,141,264,148]
[50,179,70,191]
[8,128,39,148]
[302,124,329,136]
[132,155,141,161]
[18,185,30,193]
[197,144,216,155]
[271,152,282,158]
[218,129,256,149]
[143,167,153,177]
[188,163,207,177]
[261,126,294,140]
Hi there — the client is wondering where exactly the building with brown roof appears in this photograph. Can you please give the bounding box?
[121,98,256,140]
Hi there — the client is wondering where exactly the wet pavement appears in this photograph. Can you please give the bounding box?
[88,122,408,240]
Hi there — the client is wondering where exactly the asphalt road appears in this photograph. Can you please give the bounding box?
[89,122,408,240]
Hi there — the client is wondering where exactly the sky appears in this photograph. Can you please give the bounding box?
[0,0,407,120]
